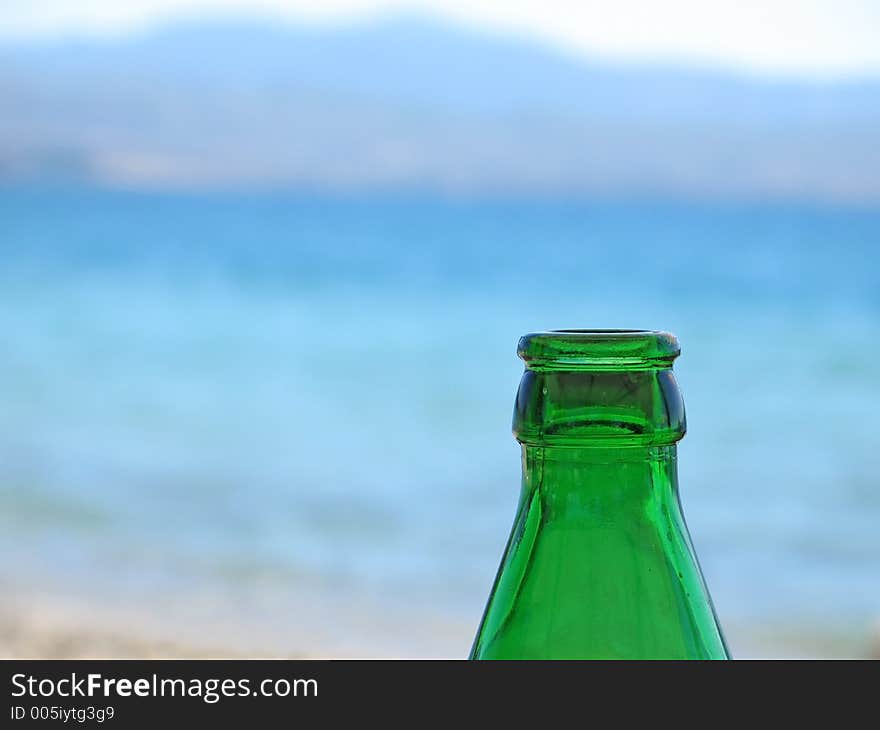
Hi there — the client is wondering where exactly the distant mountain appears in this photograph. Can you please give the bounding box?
[2,13,879,202]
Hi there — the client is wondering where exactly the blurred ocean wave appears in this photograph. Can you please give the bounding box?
[1,186,878,656]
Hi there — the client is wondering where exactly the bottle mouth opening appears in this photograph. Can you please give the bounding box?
[552,329,651,334]
[517,329,680,370]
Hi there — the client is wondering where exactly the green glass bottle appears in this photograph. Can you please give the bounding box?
[470,330,729,659]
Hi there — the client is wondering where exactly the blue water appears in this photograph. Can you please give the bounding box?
[2,187,879,654]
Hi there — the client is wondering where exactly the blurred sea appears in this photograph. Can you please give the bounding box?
[1,186,879,657]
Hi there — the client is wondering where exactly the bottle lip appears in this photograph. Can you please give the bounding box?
[517,329,680,370]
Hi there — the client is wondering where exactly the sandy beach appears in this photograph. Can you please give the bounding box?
[0,579,474,659]
[3,584,876,659]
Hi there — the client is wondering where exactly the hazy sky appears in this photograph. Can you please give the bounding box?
[3,0,880,78]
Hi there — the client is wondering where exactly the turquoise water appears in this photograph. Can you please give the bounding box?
[1,187,879,655]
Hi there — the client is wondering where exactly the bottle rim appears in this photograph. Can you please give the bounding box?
[517,329,680,370]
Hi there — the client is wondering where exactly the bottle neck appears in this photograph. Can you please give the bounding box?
[470,331,729,659]
[520,443,680,511]
[474,440,728,659]
[512,368,687,449]
[512,331,688,533]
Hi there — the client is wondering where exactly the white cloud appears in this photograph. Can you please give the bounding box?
[2,0,880,77]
